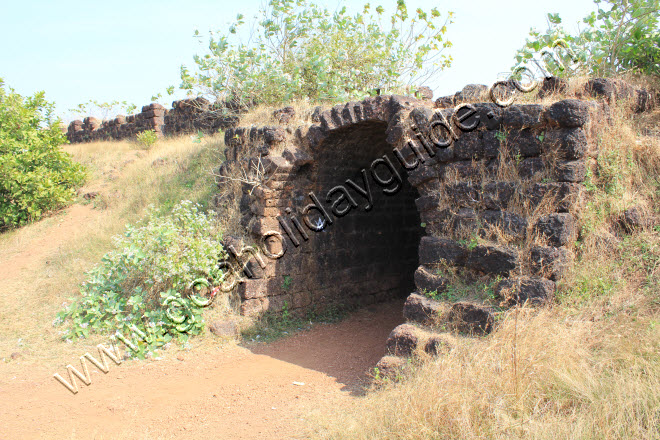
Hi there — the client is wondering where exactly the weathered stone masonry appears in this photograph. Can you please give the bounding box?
[218,88,614,319]
[67,97,238,143]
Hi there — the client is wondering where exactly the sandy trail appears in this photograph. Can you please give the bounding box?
[0,204,98,282]
[0,157,405,439]
[0,301,404,440]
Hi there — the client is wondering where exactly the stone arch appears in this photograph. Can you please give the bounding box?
[219,94,608,318]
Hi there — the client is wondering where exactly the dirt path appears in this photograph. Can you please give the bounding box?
[0,301,404,439]
[0,146,405,439]
[0,204,98,282]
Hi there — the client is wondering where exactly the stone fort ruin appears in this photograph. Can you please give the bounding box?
[68,78,656,365]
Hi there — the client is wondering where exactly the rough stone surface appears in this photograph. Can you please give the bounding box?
[273,106,296,124]
[240,299,264,317]
[424,335,453,355]
[375,355,407,379]
[495,277,556,306]
[282,147,313,168]
[538,76,568,98]
[403,293,443,325]
[553,160,588,182]
[527,183,582,212]
[543,128,589,159]
[509,129,542,157]
[435,95,455,108]
[446,302,495,335]
[584,78,618,103]
[530,246,570,281]
[479,210,528,240]
[455,84,488,102]
[419,237,467,266]
[465,245,518,275]
[414,267,449,294]
[503,104,544,128]
[545,99,590,128]
[208,320,239,337]
[619,205,648,232]
[534,213,577,246]
[581,77,653,113]
[416,86,434,100]
[386,324,422,356]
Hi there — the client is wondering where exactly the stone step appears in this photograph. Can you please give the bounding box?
[402,292,496,335]
[385,323,455,357]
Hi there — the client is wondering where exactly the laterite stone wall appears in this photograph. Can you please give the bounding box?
[218,91,612,317]
[66,97,239,143]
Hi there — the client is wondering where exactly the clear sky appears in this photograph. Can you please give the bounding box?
[0,0,596,122]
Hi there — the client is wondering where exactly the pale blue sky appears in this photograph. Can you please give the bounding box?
[0,0,596,122]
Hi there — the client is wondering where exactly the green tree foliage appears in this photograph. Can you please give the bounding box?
[0,79,86,229]
[180,0,453,107]
[515,0,660,77]
[70,99,137,120]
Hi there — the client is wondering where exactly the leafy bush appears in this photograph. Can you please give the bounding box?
[0,79,86,229]
[180,0,453,107]
[135,129,159,150]
[514,0,660,78]
[56,201,227,357]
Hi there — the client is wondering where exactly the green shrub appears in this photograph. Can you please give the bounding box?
[514,0,660,78]
[0,79,86,229]
[180,0,454,107]
[135,129,159,150]
[56,200,227,358]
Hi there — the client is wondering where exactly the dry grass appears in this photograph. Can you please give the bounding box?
[0,133,225,372]
[311,83,660,440]
[237,98,321,128]
[312,284,659,440]
[313,230,659,440]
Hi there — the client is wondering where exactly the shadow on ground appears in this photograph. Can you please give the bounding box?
[247,299,405,395]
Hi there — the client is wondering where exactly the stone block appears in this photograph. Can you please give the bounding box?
[503,104,544,128]
[545,99,590,128]
[543,127,588,159]
[465,245,518,275]
[419,237,467,266]
[386,324,422,356]
[494,276,556,307]
[414,266,449,293]
[446,302,495,335]
[534,213,577,246]
[530,246,570,281]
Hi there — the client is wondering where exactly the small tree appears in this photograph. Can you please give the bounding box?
[0,79,86,229]
[180,0,454,107]
[514,0,660,78]
[69,99,137,121]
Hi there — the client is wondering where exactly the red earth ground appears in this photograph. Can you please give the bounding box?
[0,300,404,439]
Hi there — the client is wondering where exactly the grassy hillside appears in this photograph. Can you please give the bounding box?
[0,134,224,370]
